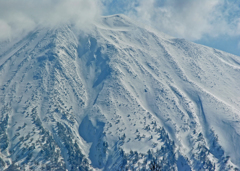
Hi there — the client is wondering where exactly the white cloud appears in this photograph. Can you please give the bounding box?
[0,0,102,41]
[1,0,240,43]
[123,0,240,40]
[0,20,12,40]
[101,0,240,41]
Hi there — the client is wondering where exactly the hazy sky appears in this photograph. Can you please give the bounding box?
[0,0,239,56]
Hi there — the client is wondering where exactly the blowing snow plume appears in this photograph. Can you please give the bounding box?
[0,0,102,41]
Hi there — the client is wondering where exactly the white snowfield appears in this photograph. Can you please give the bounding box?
[0,14,240,170]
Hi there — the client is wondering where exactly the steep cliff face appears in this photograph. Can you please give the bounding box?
[0,14,240,170]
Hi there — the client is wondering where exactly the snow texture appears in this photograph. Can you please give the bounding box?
[0,14,240,170]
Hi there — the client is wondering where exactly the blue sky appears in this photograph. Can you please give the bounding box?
[0,0,239,56]
[102,0,240,56]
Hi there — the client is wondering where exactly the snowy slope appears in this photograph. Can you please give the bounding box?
[0,14,240,170]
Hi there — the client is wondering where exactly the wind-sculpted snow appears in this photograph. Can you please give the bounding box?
[0,14,240,170]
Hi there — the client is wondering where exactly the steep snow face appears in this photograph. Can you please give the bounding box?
[0,14,240,170]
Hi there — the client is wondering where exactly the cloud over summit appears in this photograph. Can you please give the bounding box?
[0,0,240,47]
[0,0,102,40]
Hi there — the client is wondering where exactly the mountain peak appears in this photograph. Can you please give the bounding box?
[0,15,240,170]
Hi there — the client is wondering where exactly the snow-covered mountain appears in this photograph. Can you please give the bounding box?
[0,14,240,170]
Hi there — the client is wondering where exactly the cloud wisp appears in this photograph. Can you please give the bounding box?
[121,0,240,41]
[0,0,102,41]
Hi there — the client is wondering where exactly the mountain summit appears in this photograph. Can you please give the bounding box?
[0,14,240,170]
